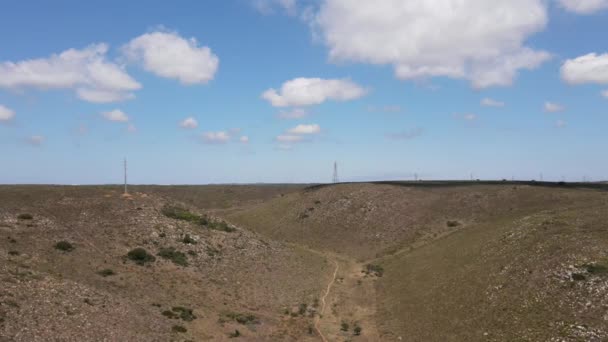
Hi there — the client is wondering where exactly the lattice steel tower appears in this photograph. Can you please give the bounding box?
[332,161,339,183]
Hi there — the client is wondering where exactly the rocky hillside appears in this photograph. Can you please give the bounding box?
[0,186,328,341]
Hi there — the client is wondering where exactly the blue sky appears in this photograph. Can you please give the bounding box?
[0,0,607,184]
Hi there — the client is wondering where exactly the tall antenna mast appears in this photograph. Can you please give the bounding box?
[332,161,339,183]
[124,158,128,195]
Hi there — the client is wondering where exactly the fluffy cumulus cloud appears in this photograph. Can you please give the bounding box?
[253,0,297,15]
[561,53,608,85]
[123,31,219,85]
[287,124,321,134]
[102,109,129,122]
[201,131,231,144]
[278,108,309,119]
[312,0,551,88]
[544,102,564,113]
[0,44,140,103]
[27,135,45,146]
[386,127,424,141]
[179,117,198,129]
[276,134,304,143]
[481,98,505,107]
[0,105,15,122]
[262,77,366,107]
[558,0,608,14]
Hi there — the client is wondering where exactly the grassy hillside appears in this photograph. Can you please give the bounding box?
[2,183,607,341]
[227,183,599,260]
[0,186,328,341]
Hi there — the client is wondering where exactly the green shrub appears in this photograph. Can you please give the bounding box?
[171,325,187,333]
[222,312,259,325]
[187,250,198,256]
[161,205,207,225]
[157,247,188,267]
[97,269,116,277]
[127,248,156,265]
[298,303,307,315]
[8,250,19,256]
[55,241,74,252]
[182,234,197,245]
[446,220,460,227]
[17,213,33,220]
[229,329,241,338]
[354,325,362,336]
[572,273,586,281]
[341,322,349,331]
[364,264,384,277]
[585,263,608,275]
[172,306,196,321]
[208,220,236,232]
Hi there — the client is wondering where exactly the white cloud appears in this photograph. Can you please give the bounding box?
[287,123,321,134]
[463,114,477,121]
[558,0,608,14]
[544,102,564,113]
[123,30,219,85]
[0,44,140,102]
[277,144,293,151]
[76,88,134,103]
[262,77,367,107]
[202,131,231,144]
[102,109,129,122]
[127,124,137,133]
[386,127,424,141]
[602,89,608,98]
[253,0,297,15]
[366,105,402,113]
[278,108,309,119]
[0,105,15,122]
[27,135,44,146]
[481,98,505,107]
[240,135,250,143]
[561,53,608,85]
[555,119,567,128]
[276,134,304,143]
[179,117,198,129]
[312,0,550,88]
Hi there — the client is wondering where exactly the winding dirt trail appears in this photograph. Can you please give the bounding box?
[314,260,339,342]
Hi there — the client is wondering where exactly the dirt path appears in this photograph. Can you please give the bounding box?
[314,260,339,342]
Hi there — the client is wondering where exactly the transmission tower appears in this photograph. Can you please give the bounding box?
[124,158,128,195]
[332,161,339,183]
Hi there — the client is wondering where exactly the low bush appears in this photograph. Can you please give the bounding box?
[341,322,349,331]
[364,264,384,277]
[446,220,460,227]
[584,263,608,275]
[354,325,362,336]
[229,329,241,338]
[17,213,33,220]
[55,241,75,252]
[222,312,259,325]
[172,306,196,321]
[97,269,116,277]
[181,234,197,245]
[208,220,236,233]
[127,248,156,265]
[171,325,187,333]
[157,247,188,267]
